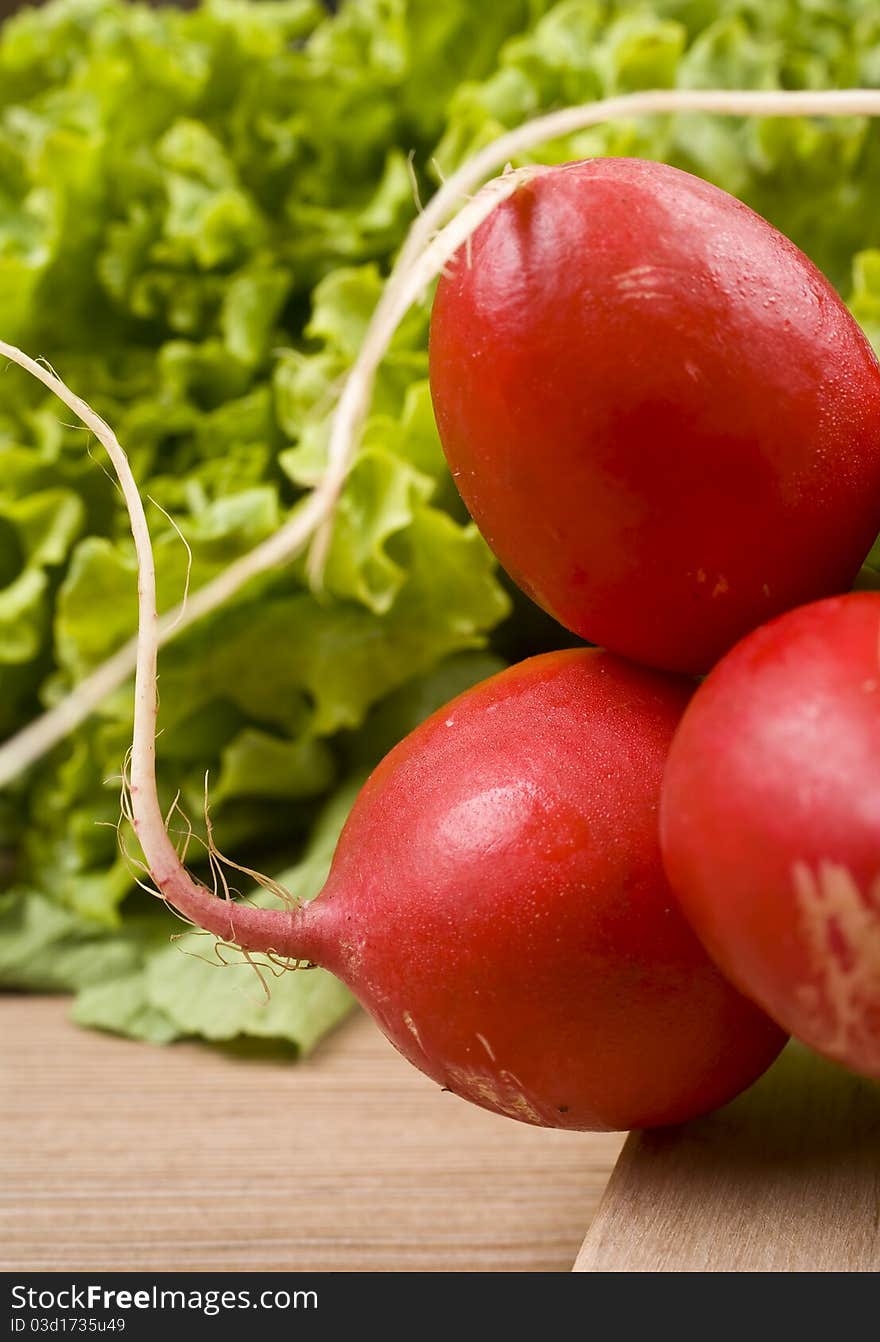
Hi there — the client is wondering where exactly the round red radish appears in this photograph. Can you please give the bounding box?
[168,649,784,1131]
[661,592,880,1079]
[428,157,880,675]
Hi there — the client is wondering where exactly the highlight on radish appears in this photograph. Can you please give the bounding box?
[661,593,880,1081]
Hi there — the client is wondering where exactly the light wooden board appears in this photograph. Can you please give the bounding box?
[575,1043,880,1272]
[1,996,621,1273]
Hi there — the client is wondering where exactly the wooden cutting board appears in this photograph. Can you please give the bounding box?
[2,996,621,1273]
[575,1042,880,1271]
[5,997,878,1271]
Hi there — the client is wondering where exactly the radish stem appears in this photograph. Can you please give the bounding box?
[0,341,326,961]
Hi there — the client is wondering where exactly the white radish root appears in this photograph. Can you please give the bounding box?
[1,85,879,827]
[0,342,321,958]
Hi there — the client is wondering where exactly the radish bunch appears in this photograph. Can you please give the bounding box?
[5,101,880,1133]
[430,158,880,1090]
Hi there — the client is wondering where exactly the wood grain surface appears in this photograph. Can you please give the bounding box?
[2,996,622,1273]
[575,1043,880,1272]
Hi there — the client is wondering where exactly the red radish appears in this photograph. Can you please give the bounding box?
[145,647,786,1129]
[133,643,783,1131]
[429,157,880,675]
[661,592,880,1079]
[289,649,785,1130]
